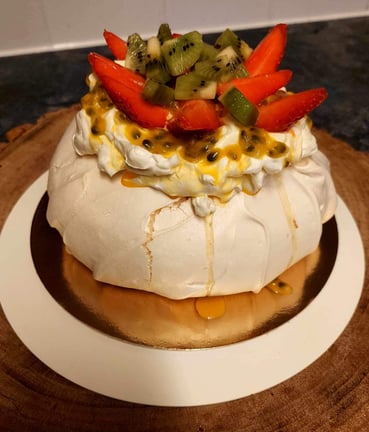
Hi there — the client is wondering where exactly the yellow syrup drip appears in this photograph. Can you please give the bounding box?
[204,213,215,296]
[121,170,141,188]
[274,174,298,266]
[267,278,293,295]
[195,296,226,320]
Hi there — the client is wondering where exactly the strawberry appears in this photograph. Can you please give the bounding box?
[103,30,128,60]
[217,69,292,104]
[89,52,168,128]
[256,88,328,132]
[96,75,169,128]
[245,24,287,77]
[88,52,145,92]
[169,100,222,132]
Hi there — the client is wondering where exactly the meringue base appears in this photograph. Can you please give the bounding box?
[46,121,337,299]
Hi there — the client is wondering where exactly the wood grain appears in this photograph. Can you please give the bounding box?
[0,110,368,431]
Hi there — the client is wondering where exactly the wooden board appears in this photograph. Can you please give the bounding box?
[1,107,368,431]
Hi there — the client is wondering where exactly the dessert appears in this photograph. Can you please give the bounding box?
[47,23,337,307]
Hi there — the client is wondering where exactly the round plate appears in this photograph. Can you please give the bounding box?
[0,172,365,407]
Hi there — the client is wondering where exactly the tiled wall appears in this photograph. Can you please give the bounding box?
[1,0,369,57]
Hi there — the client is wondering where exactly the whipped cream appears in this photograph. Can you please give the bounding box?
[73,80,317,217]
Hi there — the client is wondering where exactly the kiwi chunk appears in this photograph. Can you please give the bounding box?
[143,79,174,106]
[195,46,248,83]
[145,36,171,83]
[214,28,252,59]
[175,72,217,100]
[161,31,203,76]
[219,86,258,126]
[125,33,147,75]
[157,23,172,45]
[199,42,218,61]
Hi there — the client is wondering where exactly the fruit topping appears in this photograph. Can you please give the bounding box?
[157,23,173,45]
[194,45,248,83]
[161,31,203,76]
[88,53,145,92]
[214,28,252,59]
[174,72,217,100]
[219,86,258,126]
[145,36,171,83]
[142,79,174,106]
[244,24,287,76]
[125,33,147,75]
[87,23,327,133]
[256,88,328,132]
[93,73,169,128]
[217,69,292,104]
[103,30,128,60]
[168,100,221,132]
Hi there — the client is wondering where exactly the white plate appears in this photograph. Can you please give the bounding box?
[0,172,365,407]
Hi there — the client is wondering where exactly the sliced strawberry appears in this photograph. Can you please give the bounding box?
[103,30,128,60]
[256,87,328,132]
[88,52,145,92]
[169,100,221,132]
[217,70,292,104]
[245,24,287,77]
[95,75,169,128]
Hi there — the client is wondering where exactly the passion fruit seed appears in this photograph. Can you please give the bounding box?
[268,142,287,157]
[142,139,152,148]
[91,117,106,135]
[207,151,219,162]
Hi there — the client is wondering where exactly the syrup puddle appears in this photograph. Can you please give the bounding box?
[195,296,226,320]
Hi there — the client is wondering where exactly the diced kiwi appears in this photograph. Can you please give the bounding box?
[161,31,203,76]
[214,28,252,59]
[157,23,172,45]
[195,46,248,83]
[142,79,174,106]
[145,36,171,83]
[174,72,217,100]
[199,42,218,61]
[125,33,147,75]
[219,86,258,126]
